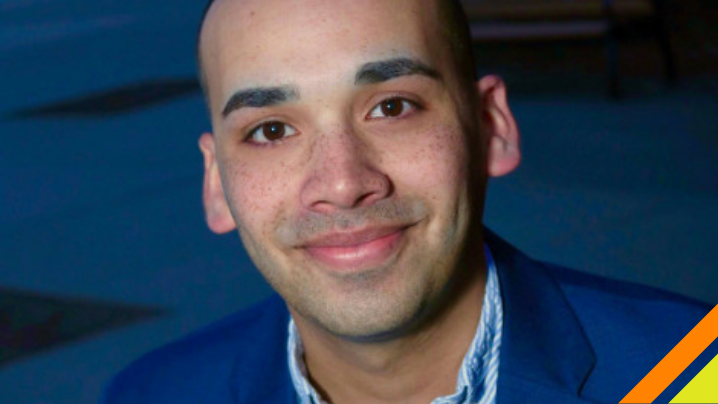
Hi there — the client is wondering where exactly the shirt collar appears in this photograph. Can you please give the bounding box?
[287,245,503,404]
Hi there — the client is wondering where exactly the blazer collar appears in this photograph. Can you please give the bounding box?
[485,229,597,404]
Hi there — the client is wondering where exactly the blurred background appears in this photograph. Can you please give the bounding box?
[0,0,716,402]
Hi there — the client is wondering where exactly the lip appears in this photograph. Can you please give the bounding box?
[301,225,409,272]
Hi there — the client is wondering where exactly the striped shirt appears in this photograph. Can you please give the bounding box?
[288,245,503,404]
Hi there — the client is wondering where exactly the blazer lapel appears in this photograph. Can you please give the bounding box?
[486,230,597,404]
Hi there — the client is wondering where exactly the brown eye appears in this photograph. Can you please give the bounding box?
[262,122,285,141]
[380,99,404,117]
[247,121,298,144]
[368,97,417,119]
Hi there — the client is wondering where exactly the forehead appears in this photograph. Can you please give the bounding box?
[199,0,447,108]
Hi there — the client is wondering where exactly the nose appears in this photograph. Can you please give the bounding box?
[300,129,391,213]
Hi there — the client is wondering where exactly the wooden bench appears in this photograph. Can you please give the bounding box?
[461,0,676,96]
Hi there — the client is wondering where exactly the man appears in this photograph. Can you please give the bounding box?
[103,0,714,403]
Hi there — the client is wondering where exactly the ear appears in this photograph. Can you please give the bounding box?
[199,132,237,234]
[477,75,521,177]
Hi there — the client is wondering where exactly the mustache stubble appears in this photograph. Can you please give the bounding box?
[275,197,428,246]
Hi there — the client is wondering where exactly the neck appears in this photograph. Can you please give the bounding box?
[293,247,487,404]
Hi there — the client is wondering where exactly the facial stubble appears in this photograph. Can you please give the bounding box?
[242,199,468,343]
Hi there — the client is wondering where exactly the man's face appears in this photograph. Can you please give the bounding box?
[199,0,515,340]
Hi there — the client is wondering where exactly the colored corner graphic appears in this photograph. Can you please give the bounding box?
[670,353,718,403]
[620,304,718,404]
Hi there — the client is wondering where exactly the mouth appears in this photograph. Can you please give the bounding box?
[300,225,411,272]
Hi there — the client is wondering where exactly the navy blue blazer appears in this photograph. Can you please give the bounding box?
[102,231,715,403]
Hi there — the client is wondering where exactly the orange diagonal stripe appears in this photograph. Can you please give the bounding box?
[620,304,718,404]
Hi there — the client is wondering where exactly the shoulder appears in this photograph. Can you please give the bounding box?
[486,228,714,401]
[486,227,712,344]
[547,262,712,341]
[543,262,714,399]
[101,294,289,404]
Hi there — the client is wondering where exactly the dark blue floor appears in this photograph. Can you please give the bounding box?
[1,1,717,403]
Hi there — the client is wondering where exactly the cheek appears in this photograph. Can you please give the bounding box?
[220,157,296,235]
[385,123,469,200]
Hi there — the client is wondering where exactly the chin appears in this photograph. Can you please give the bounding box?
[282,236,460,342]
[301,278,437,343]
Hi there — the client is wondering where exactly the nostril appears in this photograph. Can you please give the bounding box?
[300,168,393,212]
[356,177,394,207]
[355,191,379,208]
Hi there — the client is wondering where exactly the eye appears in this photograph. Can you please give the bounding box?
[367,97,418,119]
[246,121,298,144]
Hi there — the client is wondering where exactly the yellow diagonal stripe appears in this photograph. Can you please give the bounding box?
[620,304,718,403]
[670,353,718,403]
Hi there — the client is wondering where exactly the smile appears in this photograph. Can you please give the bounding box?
[301,225,409,272]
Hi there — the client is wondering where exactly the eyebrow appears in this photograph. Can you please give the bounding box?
[355,57,441,86]
[222,86,299,118]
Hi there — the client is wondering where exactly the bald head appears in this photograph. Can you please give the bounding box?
[196,0,476,102]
